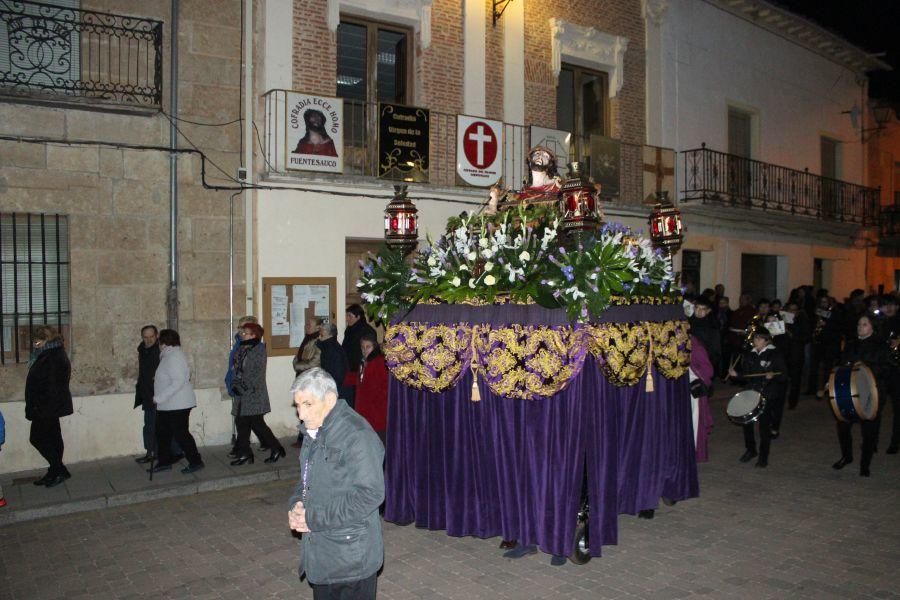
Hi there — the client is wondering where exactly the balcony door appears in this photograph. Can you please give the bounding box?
[821,137,839,219]
[336,18,411,174]
[557,65,609,179]
[728,107,753,203]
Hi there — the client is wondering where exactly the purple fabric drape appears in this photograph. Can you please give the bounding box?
[384,358,699,558]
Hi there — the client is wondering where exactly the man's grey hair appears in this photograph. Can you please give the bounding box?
[291,367,338,400]
[327,322,338,337]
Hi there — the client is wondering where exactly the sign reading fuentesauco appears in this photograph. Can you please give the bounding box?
[378,103,430,182]
[285,92,344,173]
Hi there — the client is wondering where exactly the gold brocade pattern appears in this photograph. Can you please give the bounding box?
[472,325,587,400]
[384,319,690,398]
[648,320,691,379]
[587,323,649,386]
[383,323,473,393]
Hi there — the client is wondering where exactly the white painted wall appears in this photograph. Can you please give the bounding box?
[647,0,864,183]
[255,186,482,417]
[0,388,231,474]
[683,229,867,302]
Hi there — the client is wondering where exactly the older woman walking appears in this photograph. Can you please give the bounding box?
[230,323,286,465]
[25,326,73,487]
[149,329,204,474]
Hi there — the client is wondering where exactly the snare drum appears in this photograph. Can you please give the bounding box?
[726,390,766,425]
[827,362,879,422]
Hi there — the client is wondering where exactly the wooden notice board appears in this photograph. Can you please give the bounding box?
[262,277,337,357]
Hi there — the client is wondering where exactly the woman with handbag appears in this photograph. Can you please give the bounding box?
[230,323,285,465]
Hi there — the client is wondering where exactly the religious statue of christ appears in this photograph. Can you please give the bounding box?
[485,146,563,215]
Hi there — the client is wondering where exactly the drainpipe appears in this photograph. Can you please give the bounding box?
[243,0,255,316]
[166,0,180,330]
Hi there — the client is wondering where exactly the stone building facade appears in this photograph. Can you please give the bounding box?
[0,0,245,471]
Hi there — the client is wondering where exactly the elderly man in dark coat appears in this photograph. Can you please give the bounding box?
[288,368,384,599]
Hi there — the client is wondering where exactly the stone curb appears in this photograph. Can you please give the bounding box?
[0,467,295,527]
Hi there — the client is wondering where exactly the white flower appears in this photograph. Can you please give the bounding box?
[505,263,524,282]
[479,237,489,248]
[451,276,461,287]
[482,248,494,259]
[467,251,477,261]
[427,255,437,267]
[469,278,477,289]
[484,274,497,286]
[565,285,586,300]
[519,250,531,262]
[362,292,378,303]
[460,264,470,271]
[484,261,494,272]
[356,279,364,288]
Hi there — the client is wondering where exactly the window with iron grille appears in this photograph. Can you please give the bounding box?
[0,213,70,365]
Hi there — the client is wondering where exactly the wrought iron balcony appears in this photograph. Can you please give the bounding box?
[263,92,645,205]
[0,1,162,109]
[681,144,880,226]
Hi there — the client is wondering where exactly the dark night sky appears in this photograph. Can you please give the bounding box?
[775,0,900,103]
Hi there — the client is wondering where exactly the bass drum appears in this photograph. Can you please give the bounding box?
[827,362,879,422]
[726,390,766,425]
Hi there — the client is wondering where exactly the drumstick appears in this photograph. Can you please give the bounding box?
[723,355,741,382]
[741,372,782,378]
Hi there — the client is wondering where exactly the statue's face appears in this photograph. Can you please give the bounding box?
[531,150,551,168]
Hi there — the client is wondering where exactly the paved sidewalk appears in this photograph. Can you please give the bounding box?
[0,437,299,526]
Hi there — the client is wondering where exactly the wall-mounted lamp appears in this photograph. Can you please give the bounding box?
[493,0,514,27]
[845,103,894,142]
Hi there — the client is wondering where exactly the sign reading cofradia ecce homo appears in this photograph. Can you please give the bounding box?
[456,115,503,187]
[285,92,344,173]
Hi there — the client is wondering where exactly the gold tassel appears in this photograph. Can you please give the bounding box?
[645,323,655,393]
[471,369,481,402]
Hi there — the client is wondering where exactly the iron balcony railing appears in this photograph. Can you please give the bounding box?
[0,0,163,107]
[682,144,880,226]
[263,93,645,203]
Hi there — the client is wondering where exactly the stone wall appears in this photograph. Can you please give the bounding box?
[0,0,245,403]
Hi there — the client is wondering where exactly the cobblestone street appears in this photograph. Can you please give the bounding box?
[2,390,899,600]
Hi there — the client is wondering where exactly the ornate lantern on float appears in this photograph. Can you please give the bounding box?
[384,185,419,254]
[559,161,604,237]
[647,191,684,255]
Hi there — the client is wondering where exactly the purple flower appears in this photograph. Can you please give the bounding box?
[562,266,575,282]
[552,290,562,298]
[559,247,567,255]
[641,275,652,284]
[363,264,374,276]
[623,282,633,292]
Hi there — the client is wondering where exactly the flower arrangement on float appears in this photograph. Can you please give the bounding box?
[358,202,677,324]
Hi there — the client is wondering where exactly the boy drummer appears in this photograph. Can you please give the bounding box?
[728,327,787,468]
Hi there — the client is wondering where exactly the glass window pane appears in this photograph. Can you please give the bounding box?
[556,68,574,134]
[581,72,605,136]
[337,22,367,101]
[376,29,406,103]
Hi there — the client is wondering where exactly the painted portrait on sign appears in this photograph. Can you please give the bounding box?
[285,92,344,173]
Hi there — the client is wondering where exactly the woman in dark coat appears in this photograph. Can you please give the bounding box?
[230,323,285,465]
[318,321,348,399]
[831,313,891,477]
[25,326,73,487]
[341,304,376,408]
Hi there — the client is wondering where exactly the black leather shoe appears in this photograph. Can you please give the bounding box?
[230,454,254,466]
[181,462,205,474]
[860,466,871,477]
[661,496,677,507]
[259,445,271,452]
[171,453,185,462]
[499,539,518,550]
[739,449,758,463]
[832,457,852,470]
[503,544,537,559]
[550,555,567,566]
[148,463,173,473]
[264,447,287,464]
[43,472,71,488]
[755,458,768,468]
[33,473,52,486]
[638,509,655,519]
[135,453,154,464]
